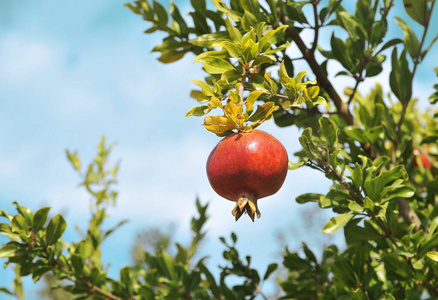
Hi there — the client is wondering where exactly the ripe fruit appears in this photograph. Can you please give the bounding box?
[413,149,433,169]
[206,130,288,221]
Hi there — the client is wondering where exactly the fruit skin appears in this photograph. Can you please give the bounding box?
[413,151,433,169]
[206,130,288,221]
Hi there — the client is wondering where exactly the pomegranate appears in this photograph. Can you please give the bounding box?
[206,130,288,221]
[413,149,433,169]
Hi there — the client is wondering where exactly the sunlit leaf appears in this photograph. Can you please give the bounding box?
[427,251,438,262]
[395,17,420,59]
[189,31,230,47]
[196,57,235,74]
[203,115,236,134]
[323,214,354,234]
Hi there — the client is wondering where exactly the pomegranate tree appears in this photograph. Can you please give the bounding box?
[206,130,288,221]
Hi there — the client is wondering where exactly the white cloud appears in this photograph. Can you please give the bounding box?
[0,33,63,84]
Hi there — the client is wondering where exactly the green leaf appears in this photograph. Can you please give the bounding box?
[190,80,214,97]
[279,60,294,89]
[225,17,242,44]
[0,224,20,242]
[240,0,261,22]
[288,160,305,170]
[285,4,308,24]
[263,263,278,280]
[427,251,438,262]
[363,196,375,211]
[383,253,412,279]
[203,115,236,134]
[33,207,51,232]
[352,163,363,189]
[403,0,427,26]
[364,174,385,202]
[11,215,29,234]
[296,193,324,204]
[169,2,187,35]
[189,31,230,47]
[377,38,403,54]
[153,0,168,26]
[245,90,264,116]
[0,243,19,258]
[71,254,85,273]
[191,0,206,11]
[418,232,438,258]
[211,0,242,21]
[0,287,14,296]
[344,220,382,242]
[323,214,354,234]
[319,117,338,148]
[422,33,438,60]
[331,34,352,70]
[248,102,278,124]
[156,49,188,63]
[241,11,258,31]
[382,186,415,202]
[348,202,363,213]
[395,17,420,59]
[220,40,241,58]
[365,54,385,77]
[175,243,188,263]
[196,57,235,74]
[344,127,368,143]
[186,106,210,117]
[13,202,33,226]
[294,70,308,83]
[258,25,287,53]
[32,267,51,283]
[389,48,412,103]
[66,150,81,172]
[252,55,276,67]
[46,214,67,245]
[162,251,177,280]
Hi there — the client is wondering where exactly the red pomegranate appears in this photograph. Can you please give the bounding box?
[206,130,288,221]
[413,149,433,169]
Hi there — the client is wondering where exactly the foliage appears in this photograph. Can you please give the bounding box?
[2,0,438,299]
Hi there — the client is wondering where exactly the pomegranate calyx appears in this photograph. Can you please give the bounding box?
[231,196,261,222]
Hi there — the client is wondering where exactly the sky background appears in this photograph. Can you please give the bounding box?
[0,0,437,298]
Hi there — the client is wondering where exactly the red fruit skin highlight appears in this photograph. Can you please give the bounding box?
[206,130,288,220]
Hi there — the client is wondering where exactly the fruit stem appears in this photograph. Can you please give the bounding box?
[231,196,261,222]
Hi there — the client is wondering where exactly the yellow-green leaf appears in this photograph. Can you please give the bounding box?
[196,57,235,74]
[189,31,230,47]
[225,17,242,44]
[186,106,210,118]
[307,86,320,99]
[190,80,214,97]
[427,251,438,262]
[203,116,236,134]
[248,102,278,124]
[323,213,354,234]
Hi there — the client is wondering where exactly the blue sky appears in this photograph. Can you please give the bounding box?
[0,0,436,298]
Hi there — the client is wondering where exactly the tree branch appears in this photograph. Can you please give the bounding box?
[396,198,421,232]
[280,16,355,126]
[310,1,321,55]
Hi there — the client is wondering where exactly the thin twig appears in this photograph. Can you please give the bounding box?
[310,1,321,54]
[239,67,251,105]
[347,77,362,105]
